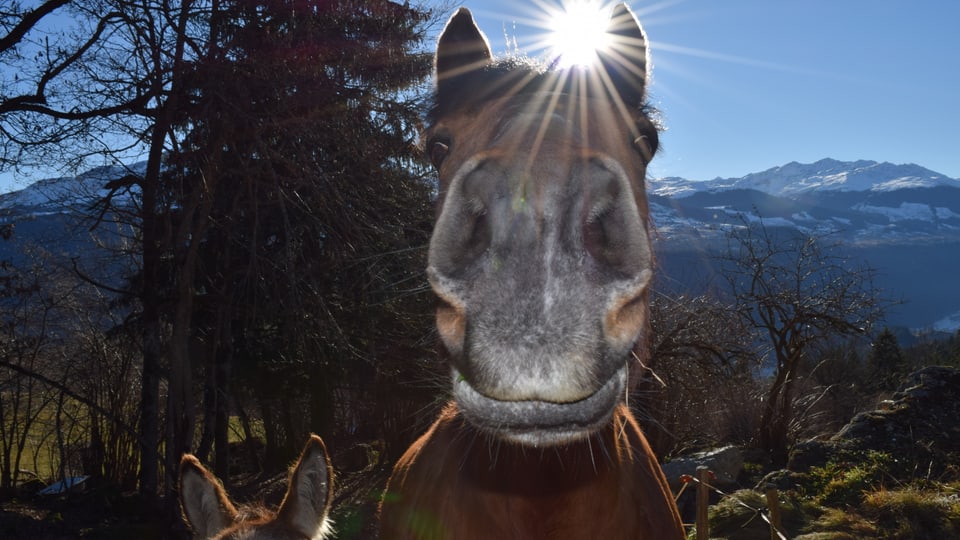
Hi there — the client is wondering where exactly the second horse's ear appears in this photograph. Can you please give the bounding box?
[598,3,649,106]
[436,8,493,86]
[179,455,239,538]
[275,435,334,539]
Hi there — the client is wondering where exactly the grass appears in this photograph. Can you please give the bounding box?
[698,483,960,540]
[4,394,87,485]
[801,507,879,538]
[698,473,960,540]
[693,446,960,540]
[226,414,266,444]
[859,486,960,539]
[692,489,807,540]
[801,450,895,508]
[6,403,264,490]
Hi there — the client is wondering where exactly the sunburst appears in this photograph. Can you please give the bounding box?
[546,0,614,68]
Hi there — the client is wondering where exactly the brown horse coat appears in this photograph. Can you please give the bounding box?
[381,402,682,538]
[380,4,684,538]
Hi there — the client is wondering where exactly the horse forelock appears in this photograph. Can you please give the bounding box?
[426,56,658,132]
[210,504,277,539]
[235,503,275,525]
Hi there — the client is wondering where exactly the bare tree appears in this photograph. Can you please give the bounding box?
[2,0,210,498]
[0,0,152,174]
[717,218,887,465]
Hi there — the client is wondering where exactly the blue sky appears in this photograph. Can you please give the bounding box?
[2,1,958,193]
[461,0,960,181]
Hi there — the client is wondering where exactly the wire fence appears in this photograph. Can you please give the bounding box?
[675,466,789,540]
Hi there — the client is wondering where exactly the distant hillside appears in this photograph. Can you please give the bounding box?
[3,159,959,332]
[0,164,139,298]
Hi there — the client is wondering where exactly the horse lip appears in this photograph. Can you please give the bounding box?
[452,367,625,446]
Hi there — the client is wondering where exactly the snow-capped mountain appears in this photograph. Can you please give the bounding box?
[650,158,958,198]
[648,159,960,246]
[0,163,140,302]
[0,163,141,218]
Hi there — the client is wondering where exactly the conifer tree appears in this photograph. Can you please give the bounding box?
[868,328,907,392]
[168,0,436,467]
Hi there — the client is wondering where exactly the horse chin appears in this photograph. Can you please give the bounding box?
[452,366,626,447]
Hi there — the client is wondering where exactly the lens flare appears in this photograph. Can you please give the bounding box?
[548,1,612,68]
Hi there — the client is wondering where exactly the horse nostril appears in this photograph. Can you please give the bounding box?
[452,182,491,250]
[433,204,489,276]
[580,161,635,275]
[430,163,500,277]
[583,207,611,264]
[463,206,490,261]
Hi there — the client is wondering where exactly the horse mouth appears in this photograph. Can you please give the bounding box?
[452,367,626,447]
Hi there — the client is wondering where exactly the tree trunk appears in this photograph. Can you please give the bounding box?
[759,353,799,467]
[86,407,105,478]
[759,361,788,465]
[213,336,231,482]
[196,351,217,464]
[309,362,334,444]
[137,320,161,498]
[236,404,260,472]
[137,108,166,499]
[0,391,10,489]
[262,395,280,468]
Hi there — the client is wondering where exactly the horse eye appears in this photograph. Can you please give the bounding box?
[430,141,450,168]
[633,135,654,163]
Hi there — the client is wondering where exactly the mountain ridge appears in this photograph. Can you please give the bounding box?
[2,158,958,332]
[650,158,960,199]
[3,158,957,213]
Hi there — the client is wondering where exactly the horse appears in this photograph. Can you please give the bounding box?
[379,4,684,539]
[179,435,334,540]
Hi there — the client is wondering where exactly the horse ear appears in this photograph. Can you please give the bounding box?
[276,435,334,538]
[436,8,493,84]
[598,3,649,105]
[179,454,238,539]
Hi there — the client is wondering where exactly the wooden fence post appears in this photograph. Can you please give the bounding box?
[696,466,710,540]
[765,483,783,540]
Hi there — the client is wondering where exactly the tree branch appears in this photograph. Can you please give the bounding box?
[0,0,70,53]
[0,11,150,120]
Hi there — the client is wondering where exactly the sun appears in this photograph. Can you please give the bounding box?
[547,1,613,68]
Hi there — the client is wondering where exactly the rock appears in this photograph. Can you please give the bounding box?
[788,366,960,477]
[757,469,806,492]
[662,445,744,491]
[787,439,834,472]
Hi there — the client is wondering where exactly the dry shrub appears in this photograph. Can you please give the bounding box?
[643,293,761,456]
[648,369,762,456]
